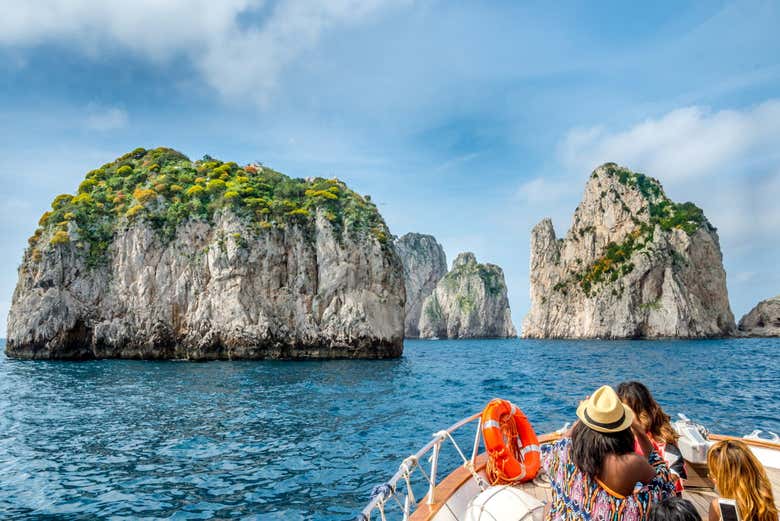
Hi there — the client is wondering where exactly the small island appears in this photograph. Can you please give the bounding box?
[522,163,735,339]
[6,148,405,360]
[417,252,516,339]
[738,296,780,337]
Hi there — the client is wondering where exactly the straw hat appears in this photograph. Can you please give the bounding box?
[576,385,634,433]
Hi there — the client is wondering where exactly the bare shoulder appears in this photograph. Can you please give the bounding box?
[601,453,655,493]
[621,453,656,483]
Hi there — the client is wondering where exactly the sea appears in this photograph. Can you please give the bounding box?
[0,337,778,520]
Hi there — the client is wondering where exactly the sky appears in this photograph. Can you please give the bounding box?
[1,0,779,331]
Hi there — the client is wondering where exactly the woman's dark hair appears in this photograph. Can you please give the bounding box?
[616,381,678,443]
[647,497,702,521]
[570,421,634,476]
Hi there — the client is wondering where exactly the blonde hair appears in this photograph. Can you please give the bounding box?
[707,440,777,521]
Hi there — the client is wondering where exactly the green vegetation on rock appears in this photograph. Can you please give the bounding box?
[477,265,505,296]
[423,294,443,323]
[28,147,391,267]
[557,164,708,297]
[456,294,475,314]
[442,255,506,297]
[639,298,663,311]
[604,163,706,234]
[575,234,637,296]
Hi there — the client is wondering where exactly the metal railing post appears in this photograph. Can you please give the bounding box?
[471,418,482,465]
[427,440,441,505]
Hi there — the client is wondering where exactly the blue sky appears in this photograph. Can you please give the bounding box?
[1,0,779,329]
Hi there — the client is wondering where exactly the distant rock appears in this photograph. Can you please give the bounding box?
[738,296,780,337]
[7,148,405,360]
[522,163,735,339]
[418,252,516,339]
[395,233,448,338]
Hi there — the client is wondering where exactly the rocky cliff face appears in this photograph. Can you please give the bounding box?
[395,233,447,338]
[522,163,735,339]
[7,148,405,359]
[418,252,516,339]
[738,296,780,337]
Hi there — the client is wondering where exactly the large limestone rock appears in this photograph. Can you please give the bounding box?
[395,233,447,338]
[7,148,405,359]
[522,163,735,339]
[418,252,516,339]
[738,296,780,337]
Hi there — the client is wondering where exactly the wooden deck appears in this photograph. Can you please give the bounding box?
[411,434,780,521]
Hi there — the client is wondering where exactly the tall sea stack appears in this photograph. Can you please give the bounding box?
[7,148,405,359]
[418,252,516,339]
[395,233,447,338]
[522,163,735,339]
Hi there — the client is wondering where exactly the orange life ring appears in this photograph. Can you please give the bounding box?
[481,398,540,484]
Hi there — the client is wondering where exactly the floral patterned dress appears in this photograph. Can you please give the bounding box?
[541,437,675,521]
[634,434,686,494]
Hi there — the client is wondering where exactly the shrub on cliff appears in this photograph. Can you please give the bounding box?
[206,179,227,193]
[185,185,205,197]
[52,194,73,210]
[50,230,70,246]
[133,188,157,204]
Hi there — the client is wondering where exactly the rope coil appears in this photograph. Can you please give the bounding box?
[486,412,525,484]
[399,456,418,506]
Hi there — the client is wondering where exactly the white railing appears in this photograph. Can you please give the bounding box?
[357,412,488,521]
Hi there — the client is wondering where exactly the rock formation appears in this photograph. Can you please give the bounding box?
[418,252,516,339]
[737,296,780,337]
[522,163,735,339]
[395,233,447,338]
[7,147,405,359]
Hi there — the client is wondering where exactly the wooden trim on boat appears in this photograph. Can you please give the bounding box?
[708,434,780,451]
[409,432,562,521]
[409,454,489,521]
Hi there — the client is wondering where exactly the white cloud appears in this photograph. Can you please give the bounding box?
[0,1,254,56]
[85,105,128,131]
[433,152,479,172]
[558,100,780,181]
[0,0,405,105]
[549,100,780,244]
[516,177,576,206]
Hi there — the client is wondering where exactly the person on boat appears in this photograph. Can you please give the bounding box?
[541,385,675,521]
[648,497,701,521]
[706,439,778,521]
[617,381,687,494]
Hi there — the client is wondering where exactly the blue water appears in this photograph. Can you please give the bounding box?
[0,338,778,520]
